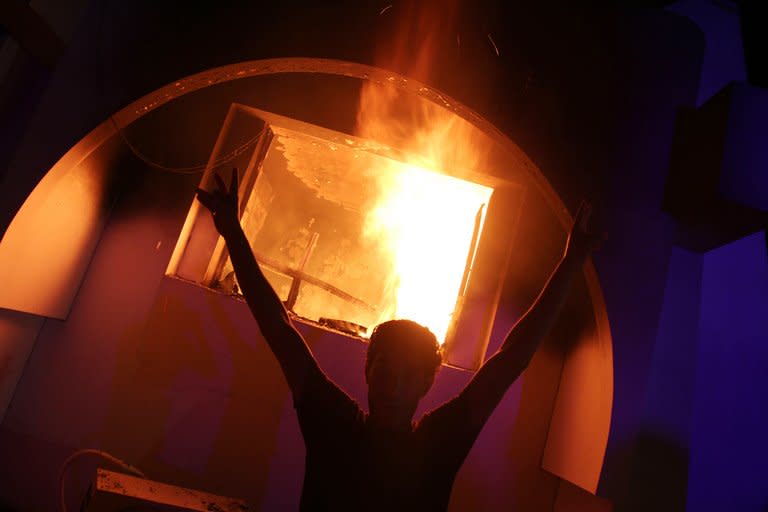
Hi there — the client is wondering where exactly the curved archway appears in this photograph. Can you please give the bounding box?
[0,58,612,495]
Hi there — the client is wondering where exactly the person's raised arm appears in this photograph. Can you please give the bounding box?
[196,169,319,398]
[458,202,603,427]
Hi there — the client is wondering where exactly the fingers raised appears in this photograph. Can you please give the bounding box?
[230,168,239,199]
[578,202,593,231]
[214,173,227,194]
[573,200,591,230]
[196,187,216,210]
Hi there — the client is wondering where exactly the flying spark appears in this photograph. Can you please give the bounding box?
[487,33,500,57]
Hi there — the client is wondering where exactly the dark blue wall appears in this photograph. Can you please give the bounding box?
[687,232,768,511]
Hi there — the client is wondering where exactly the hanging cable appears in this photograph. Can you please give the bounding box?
[109,116,265,175]
[96,1,264,175]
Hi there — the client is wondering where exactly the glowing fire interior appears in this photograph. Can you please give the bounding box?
[364,162,492,341]
[352,80,496,343]
[218,126,492,344]
[217,83,494,344]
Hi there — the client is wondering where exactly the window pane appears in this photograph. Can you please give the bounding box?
[215,118,493,343]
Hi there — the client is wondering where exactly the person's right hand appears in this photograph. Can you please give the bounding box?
[196,167,240,236]
[564,201,604,263]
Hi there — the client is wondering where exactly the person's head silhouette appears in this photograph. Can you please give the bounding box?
[365,319,442,429]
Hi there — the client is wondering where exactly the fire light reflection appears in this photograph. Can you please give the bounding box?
[356,81,494,343]
[364,163,491,342]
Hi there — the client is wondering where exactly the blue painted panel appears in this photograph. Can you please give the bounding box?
[687,231,768,511]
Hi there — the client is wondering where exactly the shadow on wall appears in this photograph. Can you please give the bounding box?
[98,277,291,507]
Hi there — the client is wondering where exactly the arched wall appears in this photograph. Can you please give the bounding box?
[0,58,613,503]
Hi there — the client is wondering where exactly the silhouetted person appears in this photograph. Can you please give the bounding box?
[196,168,602,511]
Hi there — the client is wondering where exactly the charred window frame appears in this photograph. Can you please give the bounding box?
[167,103,522,369]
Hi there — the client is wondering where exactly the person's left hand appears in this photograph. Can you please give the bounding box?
[196,168,240,237]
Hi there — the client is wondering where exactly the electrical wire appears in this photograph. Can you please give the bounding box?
[96,1,265,176]
[58,448,146,512]
[109,116,265,175]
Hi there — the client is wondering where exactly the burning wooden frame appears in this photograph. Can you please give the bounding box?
[169,102,521,369]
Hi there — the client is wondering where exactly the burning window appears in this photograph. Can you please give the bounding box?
[213,107,492,344]
[169,102,518,362]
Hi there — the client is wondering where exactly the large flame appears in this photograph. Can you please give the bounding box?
[357,9,494,342]
[363,160,491,342]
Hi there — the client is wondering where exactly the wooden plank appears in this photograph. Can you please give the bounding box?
[82,468,249,512]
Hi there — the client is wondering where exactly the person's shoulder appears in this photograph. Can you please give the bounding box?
[416,395,487,472]
[416,395,470,434]
[294,368,364,427]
